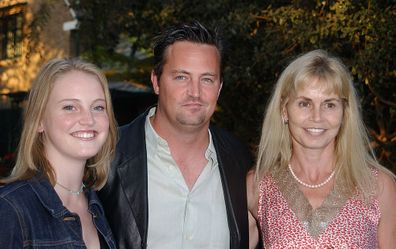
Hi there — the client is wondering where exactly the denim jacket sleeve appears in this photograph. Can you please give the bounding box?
[0,196,24,248]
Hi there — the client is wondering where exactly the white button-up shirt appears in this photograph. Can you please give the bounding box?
[145,108,230,249]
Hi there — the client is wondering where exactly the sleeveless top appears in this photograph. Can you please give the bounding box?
[257,167,380,248]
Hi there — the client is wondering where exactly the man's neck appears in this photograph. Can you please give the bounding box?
[150,114,210,148]
[149,114,211,190]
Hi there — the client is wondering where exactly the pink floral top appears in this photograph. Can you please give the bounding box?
[258,168,380,249]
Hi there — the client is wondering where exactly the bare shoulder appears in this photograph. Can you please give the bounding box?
[377,168,396,248]
[377,169,396,216]
[377,169,396,199]
[246,169,256,190]
[246,169,257,198]
[246,169,259,219]
[246,169,260,249]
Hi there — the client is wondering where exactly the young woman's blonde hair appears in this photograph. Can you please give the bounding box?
[255,49,392,199]
[1,58,117,190]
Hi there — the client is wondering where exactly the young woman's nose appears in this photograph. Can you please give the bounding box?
[79,109,95,126]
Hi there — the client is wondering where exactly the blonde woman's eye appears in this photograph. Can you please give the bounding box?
[298,101,310,108]
[324,102,338,109]
[327,103,335,108]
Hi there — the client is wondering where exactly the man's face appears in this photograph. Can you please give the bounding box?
[151,41,222,132]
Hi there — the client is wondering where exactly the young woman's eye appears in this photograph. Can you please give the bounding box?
[62,105,75,111]
[93,105,106,111]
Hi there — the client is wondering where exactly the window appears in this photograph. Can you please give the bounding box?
[0,4,24,60]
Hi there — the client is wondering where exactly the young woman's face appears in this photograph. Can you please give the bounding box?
[284,80,344,152]
[39,70,109,163]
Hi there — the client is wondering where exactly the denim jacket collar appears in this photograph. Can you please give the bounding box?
[27,175,104,218]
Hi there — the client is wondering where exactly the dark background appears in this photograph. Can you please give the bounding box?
[1,0,395,174]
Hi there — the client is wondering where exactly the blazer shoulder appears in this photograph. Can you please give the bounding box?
[210,125,249,152]
[116,111,147,157]
[105,111,148,183]
[210,125,253,165]
[210,125,238,145]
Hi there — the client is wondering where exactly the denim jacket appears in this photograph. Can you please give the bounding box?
[0,175,117,249]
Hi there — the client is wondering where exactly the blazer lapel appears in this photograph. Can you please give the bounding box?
[211,128,240,248]
[116,111,149,247]
[117,153,148,245]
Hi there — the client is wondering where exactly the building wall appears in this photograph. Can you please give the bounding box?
[0,0,73,93]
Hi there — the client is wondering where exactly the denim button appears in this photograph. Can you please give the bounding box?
[63,216,76,221]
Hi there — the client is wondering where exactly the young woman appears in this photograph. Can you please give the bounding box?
[0,59,118,249]
[248,50,396,248]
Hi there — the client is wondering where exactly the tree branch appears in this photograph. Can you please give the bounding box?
[366,80,396,108]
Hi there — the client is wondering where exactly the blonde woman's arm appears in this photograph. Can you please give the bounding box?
[247,169,259,249]
[377,170,396,248]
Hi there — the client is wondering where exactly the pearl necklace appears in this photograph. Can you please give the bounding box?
[288,164,335,189]
[56,182,85,195]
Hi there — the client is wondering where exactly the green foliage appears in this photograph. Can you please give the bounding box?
[251,0,396,170]
[65,0,395,171]
[26,0,54,61]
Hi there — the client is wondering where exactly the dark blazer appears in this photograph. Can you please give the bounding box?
[98,109,252,249]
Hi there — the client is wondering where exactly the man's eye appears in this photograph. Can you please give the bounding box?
[175,75,187,80]
[202,78,214,84]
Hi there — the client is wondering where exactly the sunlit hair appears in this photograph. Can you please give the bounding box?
[255,49,392,200]
[1,58,117,190]
[152,20,224,81]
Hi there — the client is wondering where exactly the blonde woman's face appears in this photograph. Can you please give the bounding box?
[38,71,109,164]
[284,80,343,152]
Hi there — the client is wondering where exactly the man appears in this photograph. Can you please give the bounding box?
[99,21,252,249]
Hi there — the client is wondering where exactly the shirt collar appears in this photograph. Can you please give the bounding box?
[145,107,166,156]
[205,131,216,163]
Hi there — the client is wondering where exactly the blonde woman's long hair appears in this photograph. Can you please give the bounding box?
[255,49,392,199]
[1,58,117,190]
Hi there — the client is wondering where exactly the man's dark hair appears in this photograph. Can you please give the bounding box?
[152,21,225,80]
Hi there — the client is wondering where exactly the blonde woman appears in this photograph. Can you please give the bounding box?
[0,59,118,249]
[248,50,396,248]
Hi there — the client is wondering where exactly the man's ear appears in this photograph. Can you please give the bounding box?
[151,71,160,95]
[217,82,223,97]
